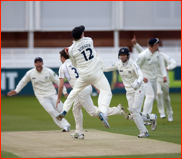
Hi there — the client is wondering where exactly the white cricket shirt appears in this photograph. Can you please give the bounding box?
[58,59,78,88]
[15,67,67,98]
[102,59,144,93]
[136,48,166,81]
[134,43,176,82]
[68,37,103,77]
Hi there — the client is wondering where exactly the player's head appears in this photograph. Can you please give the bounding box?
[34,57,43,72]
[59,49,69,63]
[118,47,130,63]
[148,38,161,51]
[71,25,85,40]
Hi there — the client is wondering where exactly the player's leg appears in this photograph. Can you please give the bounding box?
[156,81,166,118]
[143,80,155,114]
[50,94,71,131]
[92,70,112,115]
[38,97,70,129]
[61,77,89,115]
[162,82,173,121]
[71,98,84,139]
[128,89,149,137]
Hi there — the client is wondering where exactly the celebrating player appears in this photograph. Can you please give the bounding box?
[7,57,70,132]
[131,36,177,121]
[102,47,157,137]
[134,38,167,123]
[56,25,113,129]
[56,49,128,139]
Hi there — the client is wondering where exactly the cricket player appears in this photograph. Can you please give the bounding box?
[56,49,128,139]
[131,36,177,121]
[102,47,157,137]
[56,25,112,128]
[7,57,70,132]
[134,38,167,117]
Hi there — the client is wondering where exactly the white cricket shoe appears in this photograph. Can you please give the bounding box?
[168,115,173,122]
[160,113,166,119]
[138,132,149,138]
[144,122,151,126]
[70,133,84,139]
[117,104,129,119]
[151,114,157,131]
[62,126,70,132]
[98,112,110,128]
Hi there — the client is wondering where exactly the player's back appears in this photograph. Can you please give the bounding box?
[69,37,103,77]
[59,59,78,88]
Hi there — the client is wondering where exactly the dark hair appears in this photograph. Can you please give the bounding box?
[148,44,154,47]
[59,49,69,59]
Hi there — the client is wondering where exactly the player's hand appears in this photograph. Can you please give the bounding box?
[131,80,141,90]
[131,35,137,45]
[65,48,69,55]
[166,68,169,71]
[163,77,167,83]
[143,78,148,83]
[64,93,68,98]
[7,90,17,96]
[56,100,60,108]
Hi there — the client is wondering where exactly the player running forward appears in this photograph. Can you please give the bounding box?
[131,36,177,121]
[7,57,70,132]
[56,25,112,129]
[135,38,167,120]
[56,49,129,139]
[102,48,157,138]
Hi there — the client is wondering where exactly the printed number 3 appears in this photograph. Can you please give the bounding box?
[71,68,79,78]
[81,48,94,61]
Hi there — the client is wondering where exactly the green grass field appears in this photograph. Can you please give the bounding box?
[1,93,181,158]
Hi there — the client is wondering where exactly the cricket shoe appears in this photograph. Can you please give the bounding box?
[98,112,110,128]
[168,115,173,122]
[138,132,149,138]
[62,126,70,132]
[117,104,129,119]
[160,113,166,119]
[144,122,151,126]
[56,111,67,121]
[151,114,157,131]
[70,133,84,139]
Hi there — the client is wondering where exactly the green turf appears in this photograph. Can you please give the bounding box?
[1,150,20,158]
[1,93,181,158]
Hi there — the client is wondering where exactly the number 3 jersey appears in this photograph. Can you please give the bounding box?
[58,59,78,88]
[68,37,103,77]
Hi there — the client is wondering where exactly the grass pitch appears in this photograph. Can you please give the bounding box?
[1,93,181,158]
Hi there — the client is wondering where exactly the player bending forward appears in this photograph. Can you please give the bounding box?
[56,49,128,139]
[56,25,113,128]
[7,57,70,132]
[102,48,157,138]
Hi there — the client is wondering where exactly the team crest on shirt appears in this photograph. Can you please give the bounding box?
[120,70,123,72]
[32,77,36,79]
[128,71,131,73]
[147,59,150,61]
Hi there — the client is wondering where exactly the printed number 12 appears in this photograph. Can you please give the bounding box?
[81,48,94,61]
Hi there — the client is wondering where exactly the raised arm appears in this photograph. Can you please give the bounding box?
[131,35,144,53]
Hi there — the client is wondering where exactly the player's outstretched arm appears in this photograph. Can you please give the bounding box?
[7,90,17,96]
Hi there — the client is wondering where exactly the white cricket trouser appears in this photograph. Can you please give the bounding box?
[37,94,70,129]
[143,80,157,114]
[126,86,148,133]
[72,85,120,134]
[63,69,112,114]
[157,81,173,116]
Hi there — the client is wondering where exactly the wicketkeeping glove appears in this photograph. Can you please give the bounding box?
[131,80,141,90]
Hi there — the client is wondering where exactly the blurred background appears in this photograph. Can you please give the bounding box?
[1,1,181,95]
